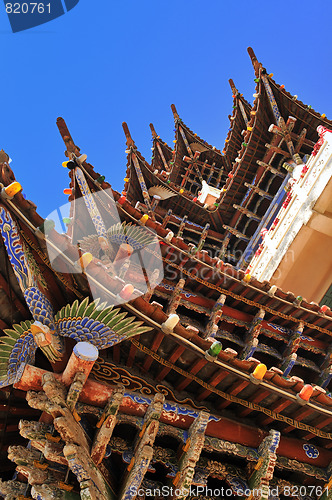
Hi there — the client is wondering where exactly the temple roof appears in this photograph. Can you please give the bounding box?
[222,79,252,165]
[1,50,332,491]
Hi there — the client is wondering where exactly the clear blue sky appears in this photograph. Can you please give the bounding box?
[1,0,332,219]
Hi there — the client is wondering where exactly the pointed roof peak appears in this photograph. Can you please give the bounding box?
[149,123,158,139]
[122,122,136,149]
[0,149,10,164]
[171,104,180,121]
[229,79,239,96]
[56,117,81,157]
[247,47,261,76]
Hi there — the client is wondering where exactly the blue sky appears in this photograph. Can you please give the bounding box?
[1,0,332,219]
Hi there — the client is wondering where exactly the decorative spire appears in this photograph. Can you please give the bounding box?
[247,46,261,76]
[122,122,136,150]
[171,103,180,121]
[149,122,158,139]
[228,78,238,96]
[122,123,155,220]
[56,117,81,158]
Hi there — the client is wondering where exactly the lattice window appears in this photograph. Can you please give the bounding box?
[320,283,332,308]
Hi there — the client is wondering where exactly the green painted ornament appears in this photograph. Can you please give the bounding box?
[208,341,222,357]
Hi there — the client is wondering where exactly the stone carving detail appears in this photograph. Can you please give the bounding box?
[120,445,154,500]
[249,430,280,500]
[119,393,165,500]
[0,479,26,499]
[172,411,210,499]
[205,460,227,478]
[276,455,326,480]
[31,483,66,500]
[66,371,87,412]
[91,385,125,465]
[7,444,40,465]
[19,419,52,440]
[166,278,185,315]
[18,420,67,466]
[64,442,110,499]
[204,435,259,461]
[22,372,110,498]
[204,294,226,339]
[7,445,54,485]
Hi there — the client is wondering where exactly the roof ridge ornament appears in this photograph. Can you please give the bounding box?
[122,122,136,150]
[228,78,238,97]
[171,103,180,122]
[149,122,158,139]
[247,46,261,77]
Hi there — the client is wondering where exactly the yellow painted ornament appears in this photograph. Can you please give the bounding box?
[140,214,149,225]
[77,252,93,271]
[4,181,22,198]
[252,363,267,380]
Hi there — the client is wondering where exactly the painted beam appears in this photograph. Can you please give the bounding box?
[14,363,332,467]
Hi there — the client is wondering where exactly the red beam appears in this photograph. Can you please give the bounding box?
[142,331,164,372]
[156,345,186,382]
[112,344,121,364]
[127,342,138,368]
[258,399,293,426]
[302,416,332,441]
[197,369,229,401]
[238,389,270,417]
[282,407,312,434]
[217,380,249,410]
[175,358,207,392]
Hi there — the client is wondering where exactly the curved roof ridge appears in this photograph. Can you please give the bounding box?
[170,103,224,156]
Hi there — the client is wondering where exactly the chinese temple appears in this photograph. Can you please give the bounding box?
[0,47,332,499]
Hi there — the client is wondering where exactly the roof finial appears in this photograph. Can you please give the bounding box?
[247,47,261,77]
[171,104,180,121]
[149,123,158,139]
[122,122,136,149]
[229,79,238,96]
[0,150,10,164]
[56,117,81,157]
